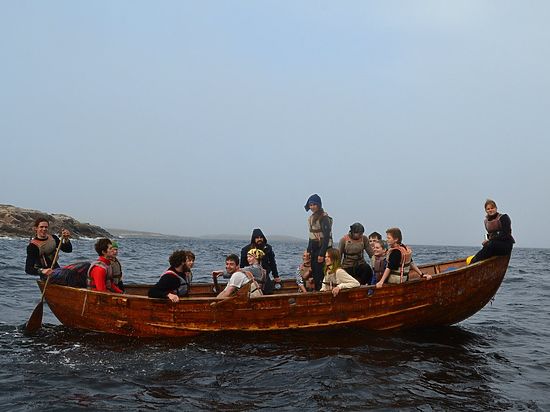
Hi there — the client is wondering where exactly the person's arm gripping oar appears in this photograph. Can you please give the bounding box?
[25,233,65,333]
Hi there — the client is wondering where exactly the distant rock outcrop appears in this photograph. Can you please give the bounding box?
[0,204,112,239]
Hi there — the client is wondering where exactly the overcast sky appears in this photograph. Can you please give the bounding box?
[1,1,548,248]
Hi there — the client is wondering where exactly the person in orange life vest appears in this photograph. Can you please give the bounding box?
[375,228,431,288]
[25,217,72,280]
[148,250,195,303]
[338,222,374,285]
[470,199,514,264]
[304,194,333,291]
[87,238,123,293]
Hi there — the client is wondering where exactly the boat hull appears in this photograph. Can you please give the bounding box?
[38,256,510,338]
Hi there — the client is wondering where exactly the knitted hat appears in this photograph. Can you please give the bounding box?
[111,240,119,249]
[304,194,322,211]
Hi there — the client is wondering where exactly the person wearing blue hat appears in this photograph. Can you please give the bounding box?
[304,194,333,290]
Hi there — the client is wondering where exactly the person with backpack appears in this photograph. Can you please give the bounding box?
[148,250,195,303]
[304,194,333,290]
[87,238,123,293]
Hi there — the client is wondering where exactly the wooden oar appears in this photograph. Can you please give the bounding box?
[24,235,64,333]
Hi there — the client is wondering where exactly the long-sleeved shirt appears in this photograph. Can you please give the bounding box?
[320,268,360,291]
[89,256,122,293]
[25,235,72,276]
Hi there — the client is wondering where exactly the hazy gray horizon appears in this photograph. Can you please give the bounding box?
[2,2,548,248]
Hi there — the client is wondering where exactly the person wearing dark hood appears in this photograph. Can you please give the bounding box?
[304,194,333,291]
[240,228,280,294]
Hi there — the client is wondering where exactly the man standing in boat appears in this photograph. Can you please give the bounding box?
[240,228,280,293]
[25,217,72,279]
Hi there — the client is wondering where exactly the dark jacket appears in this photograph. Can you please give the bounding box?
[240,228,279,279]
[148,267,190,299]
[25,235,72,276]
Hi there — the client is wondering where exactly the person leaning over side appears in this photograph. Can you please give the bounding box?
[87,238,123,293]
[25,217,72,279]
[320,248,360,297]
[304,194,333,291]
[148,250,195,303]
[376,228,431,288]
[215,254,262,299]
[240,228,281,293]
[470,199,515,264]
[338,222,374,285]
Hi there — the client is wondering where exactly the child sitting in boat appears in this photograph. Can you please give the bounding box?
[148,250,195,303]
[376,228,431,288]
[320,248,360,296]
[370,239,387,284]
[295,250,315,293]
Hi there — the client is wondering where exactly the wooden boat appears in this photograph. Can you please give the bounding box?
[37,255,510,338]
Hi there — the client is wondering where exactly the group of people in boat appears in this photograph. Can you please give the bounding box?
[24,196,514,301]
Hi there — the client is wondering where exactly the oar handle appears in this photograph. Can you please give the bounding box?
[40,233,65,300]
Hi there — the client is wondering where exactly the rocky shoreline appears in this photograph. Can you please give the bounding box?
[0,204,112,239]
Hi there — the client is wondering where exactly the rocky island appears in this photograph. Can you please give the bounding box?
[0,204,112,239]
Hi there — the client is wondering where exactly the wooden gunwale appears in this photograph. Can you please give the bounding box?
[37,255,510,338]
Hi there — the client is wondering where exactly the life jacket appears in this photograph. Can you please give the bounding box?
[86,259,115,292]
[341,234,368,267]
[484,213,514,241]
[308,212,333,246]
[239,270,263,297]
[110,258,123,284]
[387,244,412,283]
[371,255,387,282]
[30,235,57,268]
[163,269,190,297]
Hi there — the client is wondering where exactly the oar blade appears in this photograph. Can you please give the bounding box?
[25,301,44,334]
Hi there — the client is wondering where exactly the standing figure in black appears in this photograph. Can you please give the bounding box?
[240,228,280,294]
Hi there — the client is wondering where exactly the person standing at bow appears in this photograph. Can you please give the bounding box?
[25,217,72,280]
[304,194,333,291]
[470,199,515,263]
